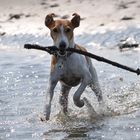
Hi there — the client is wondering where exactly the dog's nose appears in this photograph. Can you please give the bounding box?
[59,41,66,50]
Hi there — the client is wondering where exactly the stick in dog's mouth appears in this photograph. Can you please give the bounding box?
[58,48,67,56]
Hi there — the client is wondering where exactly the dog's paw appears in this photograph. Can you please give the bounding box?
[83,97,98,119]
[57,110,70,121]
[38,113,50,122]
[98,101,110,116]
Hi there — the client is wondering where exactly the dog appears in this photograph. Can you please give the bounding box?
[44,13,103,120]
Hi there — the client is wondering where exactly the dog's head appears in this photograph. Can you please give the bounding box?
[45,13,80,51]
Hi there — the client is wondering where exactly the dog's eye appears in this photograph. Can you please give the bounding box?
[52,28,58,33]
[65,28,71,33]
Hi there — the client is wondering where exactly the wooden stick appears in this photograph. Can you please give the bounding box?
[24,44,140,75]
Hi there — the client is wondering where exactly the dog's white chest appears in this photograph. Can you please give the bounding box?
[55,58,81,86]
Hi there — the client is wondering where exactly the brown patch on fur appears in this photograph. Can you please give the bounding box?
[50,20,74,43]
[76,45,90,64]
[76,45,87,52]
[51,55,57,72]
[45,13,55,28]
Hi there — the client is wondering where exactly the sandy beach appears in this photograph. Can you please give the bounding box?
[1,0,140,35]
[0,0,140,140]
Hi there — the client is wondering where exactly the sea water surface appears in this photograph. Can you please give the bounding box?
[0,26,140,140]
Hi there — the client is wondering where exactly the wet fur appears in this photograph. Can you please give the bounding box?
[44,13,103,120]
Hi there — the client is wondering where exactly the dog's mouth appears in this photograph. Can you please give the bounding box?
[58,41,68,56]
[58,44,67,55]
[58,48,67,56]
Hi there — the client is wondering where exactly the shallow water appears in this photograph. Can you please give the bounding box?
[0,26,140,140]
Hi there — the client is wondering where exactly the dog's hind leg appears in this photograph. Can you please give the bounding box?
[59,84,71,114]
[89,65,103,102]
[90,82,103,102]
[89,65,108,115]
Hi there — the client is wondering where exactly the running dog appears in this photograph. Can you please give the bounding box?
[44,13,103,120]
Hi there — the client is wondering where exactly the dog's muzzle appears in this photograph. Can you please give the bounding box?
[58,41,67,55]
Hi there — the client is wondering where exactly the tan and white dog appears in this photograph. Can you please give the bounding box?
[44,13,103,120]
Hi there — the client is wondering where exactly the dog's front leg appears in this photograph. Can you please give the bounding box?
[59,84,71,114]
[44,75,58,120]
[73,75,92,108]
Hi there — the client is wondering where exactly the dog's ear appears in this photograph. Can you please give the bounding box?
[71,13,80,28]
[45,13,55,28]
